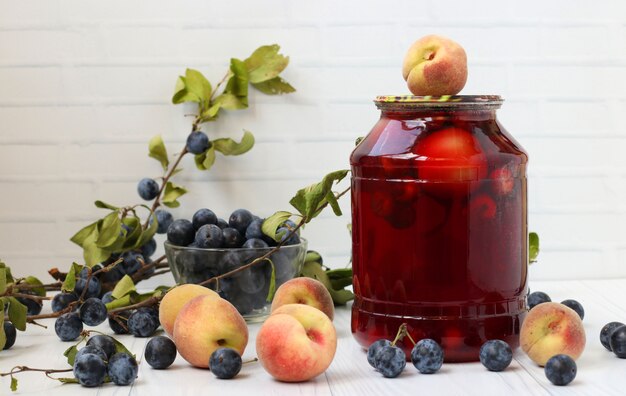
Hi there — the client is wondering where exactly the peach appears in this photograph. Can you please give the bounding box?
[159,284,220,337]
[257,304,337,382]
[520,302,586,366]
[173,295,248,369]
[271,277,334,320]
[402,35,468,96]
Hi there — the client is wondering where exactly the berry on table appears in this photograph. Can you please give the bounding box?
[560,299,584,320]
[411,338,444,374]
[51,292,79,312]
[3,321,16,350]
[128,309,159,337]
[609,325,626,358]
[137,178,159,201]
[367,339,391,368]
[479,340,512,372]
[55,312,83,341]
[209,348,242,379]
[145,336,177,369]
[75,345,107,362]
[86,335,117,359]
[109,311,131,335]
[528,291,551,310]
[155,209,174,234]
[73,353,107,387]
[186,130,210,154]
[600,321,625,351]
[167,219,195,247]
[374,345,406,378]
[544,354,577,386]
[79,298,108,327]
[108,353,139,386]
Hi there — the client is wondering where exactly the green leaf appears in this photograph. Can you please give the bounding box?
[162,182,187,208]
[0,300,5,351]
[252,76,295,95]
[94,200,119,210]
[62,263,83,293]
[289,170,349,221]
[57,378,80,384]
[225,58,249,97]
[70,221,98,247]
[64,344,79,366]
[185,68,212,104]
[111,336,136,359]
[326,268,352,280]
[200,103,221,122]
[213,130,255,156]
[22,276,45,297]
[172,76,201,104]
[112,275,136,300]
[213,93,247,110]
[96,211,122,248]
[135,216,158,250]
[83,237,112,268]
[148,135,169,171]
[244,44,289,84]
[105,294,132,310]
[10,377,17,392]
[262,211,293,242]
[194,145,216,171]
[305,250,323,264]
[301,262,354,305]
[266,259,276,302]
[0,261,14,283]
[355,136,364,146]
[0,268,6,295]
[122,217,142,249]
[7,297,27,331]
[529,232,540,263]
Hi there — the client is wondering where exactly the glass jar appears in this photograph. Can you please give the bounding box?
[350,95,528,362]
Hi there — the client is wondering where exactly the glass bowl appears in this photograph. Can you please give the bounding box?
[164,239,307,322]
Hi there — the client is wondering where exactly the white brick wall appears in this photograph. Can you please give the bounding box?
[1,0,626,283]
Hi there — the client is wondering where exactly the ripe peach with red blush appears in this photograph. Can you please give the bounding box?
[271,277,335,320]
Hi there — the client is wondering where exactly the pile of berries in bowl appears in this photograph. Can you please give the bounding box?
[163,207,307,322]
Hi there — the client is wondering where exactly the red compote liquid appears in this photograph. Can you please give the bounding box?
[350,96,528,362]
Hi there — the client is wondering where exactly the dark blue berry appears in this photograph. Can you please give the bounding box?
[137,178,159,201]
[145,336,177,369]
[411,339,444,374]
[271,251,296,284]
[561,299,584,320]
[216,218,229,229]
[195,224,224,248]
[228,209,254,234]
[155,210,174,234]
[3,321,16,350]
[75,345,107,362]
[545,354,577,386]
[138,307,159,324]
[237,266,267,294]
[479,340,512,372]
[600,321,625,351]
[108,353,138,386]
[242,238,268,249]
[192,208,218,230]
[74,277,101,299]
[167,219,195,247]
[101,291,114,305]
[55,313,83,341]
[73,353,106,387]
[109,311,130,335]
[51,292,79,312]
[610,325,626,358]
[128,309,159,337]
[367,339,392,368]
[79,298,108,326]
[245,218,264,240]
[16,292,42,316]
[121,252,144,275]
[209,348,242,379]
[276,226,300,245]
[528,291,551,310]
[186,131,210,154]
[222,227,244,248]
[86,335,117,359]
[99,265,124,284]
[375,345,406,378]
[141,238,157,258]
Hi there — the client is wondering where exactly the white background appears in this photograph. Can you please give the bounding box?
[1,0,625,282]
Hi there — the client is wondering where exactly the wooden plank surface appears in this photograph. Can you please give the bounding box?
[1,280,625,395]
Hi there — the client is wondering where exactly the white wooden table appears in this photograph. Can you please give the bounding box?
[2,279,625,395]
